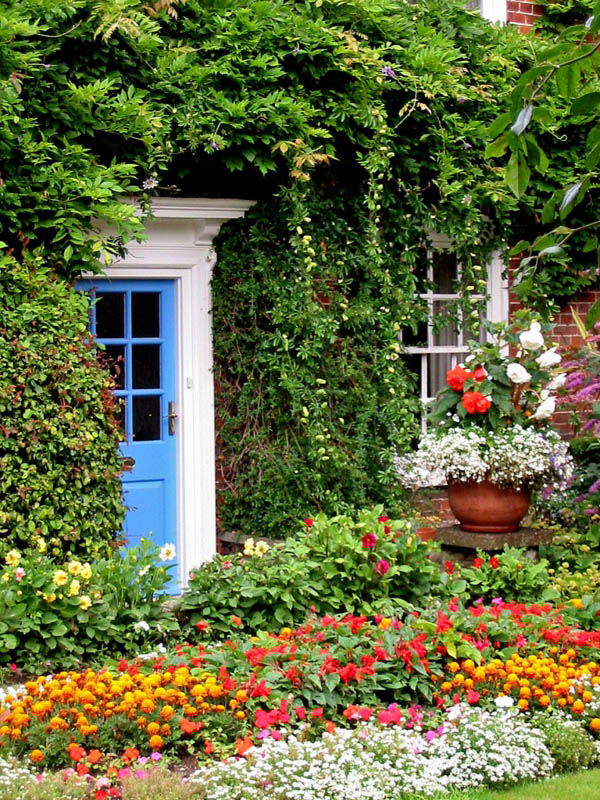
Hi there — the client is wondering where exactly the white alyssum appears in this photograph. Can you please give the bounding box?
[398,425,573,488]
[189,706,554,799]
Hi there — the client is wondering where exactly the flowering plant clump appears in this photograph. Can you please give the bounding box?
[399,310,573,489]
[187,707,555,799]
[0,538,178,670]
[178,507,438,637]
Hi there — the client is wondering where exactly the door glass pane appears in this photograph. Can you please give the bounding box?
[132,293,160,338]
[133,396,161,441]
[95,292,125,338]
[132,345,160,389]
[102,344,125,389]
[432,301,458,346]
[428,353,455,398]
[403,319,428,348]
[432,252,457,293]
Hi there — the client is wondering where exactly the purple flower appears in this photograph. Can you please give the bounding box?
[211,141,220,151]
[584,508,599,515]
[457,96,466,104]
[565,372,585,389]
[464,142,472,150]
[293,44,301,54]
[588,478,600,495]
[381,65,396,79]
[491,597,503,606]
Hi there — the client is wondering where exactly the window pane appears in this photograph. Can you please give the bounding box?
[432,252,457,293]
[133,396,161,441]
[403,319,428,348]
[432,301,459,346]
[132,292,160,338]
[428,353,456,398]
[95,292,125,338]
[132,345,160,389]
[102,344,125,389]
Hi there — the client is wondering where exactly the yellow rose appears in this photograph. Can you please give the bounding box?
[254,540,269,557]
[68,580,80,597]
[67,561,82,577]
[37,538,47,553]
[80,563,92,581]
[243,538,255,556]
[79,596,92,611]
[43,592,56,604]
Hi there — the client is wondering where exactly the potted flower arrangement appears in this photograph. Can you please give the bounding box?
[399,311,573,533]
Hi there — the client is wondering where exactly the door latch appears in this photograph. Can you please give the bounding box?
[168,401,178,436]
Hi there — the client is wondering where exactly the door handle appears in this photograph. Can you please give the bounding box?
[167,401,178,436]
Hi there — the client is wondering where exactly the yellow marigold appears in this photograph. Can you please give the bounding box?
[148,734,163,750]
[29,749,44,764]
[79,596,92,611]
[590,718,600,733]
[572,699,585,714]
[146,722,160,735]
[160,705,175,721]
[68,560,82,577]
[5,550,21,567]
[52,570,68,587]
[68,580,80,597]
[538,695,551,708]
[517,699,529,711]
[447,662,460,674]
[234,690,248,703]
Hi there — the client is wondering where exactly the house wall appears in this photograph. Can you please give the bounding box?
[506,0,544,32]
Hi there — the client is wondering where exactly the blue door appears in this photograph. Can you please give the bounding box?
[78,279,178,582]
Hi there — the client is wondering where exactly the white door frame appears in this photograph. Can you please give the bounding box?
[92,198,253,588]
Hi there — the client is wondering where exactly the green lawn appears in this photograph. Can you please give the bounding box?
[440,769,600,800]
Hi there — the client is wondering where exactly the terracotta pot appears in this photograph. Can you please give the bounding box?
[415,526,436,543]
[447,479,531,533]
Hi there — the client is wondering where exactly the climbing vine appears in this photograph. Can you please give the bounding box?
[2,0,596,538]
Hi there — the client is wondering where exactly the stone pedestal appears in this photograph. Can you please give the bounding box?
[432,526,553,568]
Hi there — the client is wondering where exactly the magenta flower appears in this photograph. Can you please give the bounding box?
[361,532,377,549]
[374,559,389,575]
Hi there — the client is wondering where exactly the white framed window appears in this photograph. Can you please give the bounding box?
[402,240,508,427]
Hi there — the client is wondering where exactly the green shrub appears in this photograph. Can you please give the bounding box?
[0,538,179,671]
[0,256,124,561]
[532,713,598,773]
[440,547,557,605]
[178,507,440,637]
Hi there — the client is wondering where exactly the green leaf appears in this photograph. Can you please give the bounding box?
[508,240,530,256]
[3,634,17,649]
[485,135,510,159]
[488,112,512,140]
[583,235,598,253]
[572,92,600,115]
[555,63,580,101]
[586,299,600,330]
[584,142,600,170]
[506,152,530,198]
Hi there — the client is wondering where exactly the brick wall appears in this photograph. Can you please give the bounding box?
[506,0,544,31]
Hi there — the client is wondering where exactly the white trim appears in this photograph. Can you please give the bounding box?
[88,198,254,588]
[479,0,507,24]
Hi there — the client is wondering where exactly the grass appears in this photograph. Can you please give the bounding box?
[445,768,600,800]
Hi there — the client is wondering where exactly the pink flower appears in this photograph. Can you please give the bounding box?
[117,768,131,779]
[374,559,389,576]
[150,752,162,762]
[361,532,377,549]
[304,518,314,527]
[14,567,25,582]
[270,730,282,740]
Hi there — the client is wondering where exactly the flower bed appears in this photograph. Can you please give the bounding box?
[2,599,600,774]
